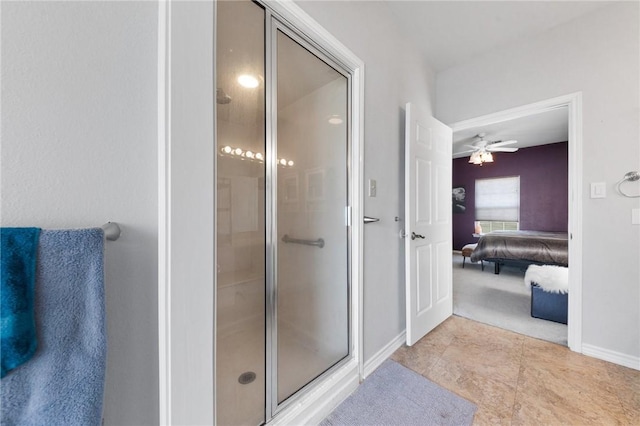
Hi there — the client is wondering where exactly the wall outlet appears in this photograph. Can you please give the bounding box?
[368,179,377,197]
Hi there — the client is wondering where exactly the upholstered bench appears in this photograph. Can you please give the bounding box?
[524,264,568,324]
[461,243,484,270]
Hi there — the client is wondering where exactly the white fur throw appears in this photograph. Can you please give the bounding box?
[524,264,569,294]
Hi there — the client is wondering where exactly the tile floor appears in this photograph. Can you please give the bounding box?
[391,316,640,425]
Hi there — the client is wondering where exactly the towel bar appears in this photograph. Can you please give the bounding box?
[101,222,121,241]
[616,171,640,198]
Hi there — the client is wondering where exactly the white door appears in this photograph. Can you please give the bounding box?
[405,102,453,346]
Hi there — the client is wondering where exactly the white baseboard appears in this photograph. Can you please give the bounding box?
[582,344,640,371]
[363,331,406,378]
[268,359,359,426]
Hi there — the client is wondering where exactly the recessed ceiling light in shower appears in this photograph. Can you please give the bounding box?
[327,115,343,125]
[237,74,259,89]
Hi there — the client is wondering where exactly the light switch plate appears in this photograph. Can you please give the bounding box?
[633,208,640,225]
[368,179,377,197]
[590,182,606,199]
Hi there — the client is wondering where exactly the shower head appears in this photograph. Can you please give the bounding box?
[216,88,232,105]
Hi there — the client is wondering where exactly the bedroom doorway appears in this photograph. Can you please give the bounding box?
[448,93,583,352]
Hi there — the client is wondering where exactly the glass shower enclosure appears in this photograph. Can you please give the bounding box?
[216,1,351,424]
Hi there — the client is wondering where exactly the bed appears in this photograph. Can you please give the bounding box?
[470,230,568,274]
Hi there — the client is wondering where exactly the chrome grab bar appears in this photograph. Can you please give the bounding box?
[282,234,325,249]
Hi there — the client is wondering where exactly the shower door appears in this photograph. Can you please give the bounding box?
[270,24,350,411]
[216,2,351,423]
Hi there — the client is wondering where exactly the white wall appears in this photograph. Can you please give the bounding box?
[296,1,437,361]
[163,1,216,423]
[1,2,159,424]
[437,2,640,361]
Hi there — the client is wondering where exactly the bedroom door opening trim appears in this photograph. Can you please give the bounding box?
[449,92,583,353]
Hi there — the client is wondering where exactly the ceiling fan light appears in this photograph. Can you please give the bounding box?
[481,152,494,163]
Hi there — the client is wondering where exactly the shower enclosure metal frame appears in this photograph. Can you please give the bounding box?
[261,1,365,422]
[265,13,355,420]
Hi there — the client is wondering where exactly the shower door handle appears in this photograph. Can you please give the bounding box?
[282,234,325,249]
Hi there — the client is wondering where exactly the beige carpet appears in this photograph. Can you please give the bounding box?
[452,252,567,345]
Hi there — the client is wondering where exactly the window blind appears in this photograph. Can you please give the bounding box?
[475,176,520,221]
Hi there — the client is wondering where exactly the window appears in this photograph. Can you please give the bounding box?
[475,176,520,229]
[477,220,519,232]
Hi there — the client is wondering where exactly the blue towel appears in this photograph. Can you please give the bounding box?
[0,229,107,426]
[1,227,41,378]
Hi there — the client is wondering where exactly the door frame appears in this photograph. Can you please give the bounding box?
[158,1,365,424]
[448,92,583,352]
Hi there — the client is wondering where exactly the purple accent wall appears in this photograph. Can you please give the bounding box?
[452,142,568,250]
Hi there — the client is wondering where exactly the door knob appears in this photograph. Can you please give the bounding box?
[411,232,425,240]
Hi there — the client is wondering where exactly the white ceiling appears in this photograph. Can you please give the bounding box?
[384,1,613,72]
[380,1,609,158]
[451,107,569,158]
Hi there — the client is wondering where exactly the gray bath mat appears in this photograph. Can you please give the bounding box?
[321,359,477,426]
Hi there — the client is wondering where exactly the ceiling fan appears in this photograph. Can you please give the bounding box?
[459,133,519,165]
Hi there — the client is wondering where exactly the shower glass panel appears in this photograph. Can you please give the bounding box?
[275,29,350,404]
[216,1,265,425]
